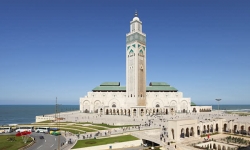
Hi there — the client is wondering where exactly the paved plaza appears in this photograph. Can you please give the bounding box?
[46,110,250,150]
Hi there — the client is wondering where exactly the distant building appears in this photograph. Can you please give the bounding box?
[79,12,211,116]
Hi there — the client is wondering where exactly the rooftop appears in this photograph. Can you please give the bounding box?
[92,82,178,92]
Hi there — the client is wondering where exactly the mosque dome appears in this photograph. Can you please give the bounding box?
[133,16,140,21]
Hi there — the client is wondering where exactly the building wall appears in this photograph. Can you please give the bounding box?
[79,91,195,114]
[222,119,250,134]
[191,106,212,113]
[167,119,197,141]
[168,119,223,142]
[80,91,127,113]
[146,92,191,113]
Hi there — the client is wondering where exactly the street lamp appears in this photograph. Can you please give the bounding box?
[215,99,221,115]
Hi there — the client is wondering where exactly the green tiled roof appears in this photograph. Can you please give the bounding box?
[149,82,170,86]
[146,86,177,92]
[93,82,125,92]
[191,102,196,106]
[93,82,178,92]
[100,82,120,86]
[93,86,126,92]
[147,82,177,91]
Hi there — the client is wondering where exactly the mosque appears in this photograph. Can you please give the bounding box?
[35,13,250,150]
[79,12,212,116]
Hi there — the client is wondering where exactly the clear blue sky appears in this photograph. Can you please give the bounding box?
[0,0,250,105]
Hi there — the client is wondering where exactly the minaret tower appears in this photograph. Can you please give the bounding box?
[126,11,146,106]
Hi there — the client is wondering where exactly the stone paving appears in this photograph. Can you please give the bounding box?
[39,110,250,150]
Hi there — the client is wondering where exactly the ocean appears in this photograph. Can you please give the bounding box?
[210,105,250,112]
[0,105,79,125]
[0,105,250,125]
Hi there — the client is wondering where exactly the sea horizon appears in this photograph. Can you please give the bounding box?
[0,105,79,125]
[0,104,250,125]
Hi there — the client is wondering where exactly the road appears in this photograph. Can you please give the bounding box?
[27,132,66,150]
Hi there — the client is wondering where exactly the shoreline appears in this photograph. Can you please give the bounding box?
[2,109,250,125]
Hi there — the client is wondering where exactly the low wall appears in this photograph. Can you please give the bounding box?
[195,141,237,150]
[35,111,80,122]
[36,115,55,122]
[72,140,142,150]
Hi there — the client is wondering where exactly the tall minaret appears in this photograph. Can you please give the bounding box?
[126,11,146,107]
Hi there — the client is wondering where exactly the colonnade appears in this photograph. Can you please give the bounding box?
[223,123,250,135]
[101,107,180,116]
[197,142,237,150]
[169,122,220,141]
[178,123,219,139]
[199,108,212,112]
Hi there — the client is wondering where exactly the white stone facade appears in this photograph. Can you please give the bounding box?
[167,117,250,144]
[79,90,212,116]
[79,12,212,116]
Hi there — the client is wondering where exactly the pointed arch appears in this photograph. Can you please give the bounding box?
[180,100,188,113]
[223,123,227,132]
[94,100,101,113]
[83,100,90,113]
[210,124,213,132]
[180,128,185,138]
[152,99,164,109]
[216,123,219,132]
[170,100,177,106]
[190,127,194,136]
[139,49,143,56]
[108,98,120,108]
[186,128,189,137]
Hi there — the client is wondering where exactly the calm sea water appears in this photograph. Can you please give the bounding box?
[211,105,250,111]
[0,105,79,125]
[0,105,250,125]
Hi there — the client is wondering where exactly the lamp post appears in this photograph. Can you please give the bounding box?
[215,99,221,115]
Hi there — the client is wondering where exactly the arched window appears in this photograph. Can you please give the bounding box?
[112,103,116,108]
[139,49,143,55]
[129,50,134,57]
[156,104,160,107]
